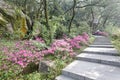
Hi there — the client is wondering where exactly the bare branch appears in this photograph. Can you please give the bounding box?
[76,1,100,8]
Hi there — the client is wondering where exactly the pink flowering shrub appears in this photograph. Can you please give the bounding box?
[4,33,89,68]
[48,32,89,57]
[94,31,108,36]
[66,33,89,49]
[7,50,43,68]
[35,37,44,43]
[51,39,75,56]
[5,37,47,68]
[82,32,89,41]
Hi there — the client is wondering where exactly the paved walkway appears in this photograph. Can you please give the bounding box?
[56,36,120,80]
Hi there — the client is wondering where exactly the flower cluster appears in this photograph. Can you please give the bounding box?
[5,37,46,68]
[35,37,44,43]
[7,50,42,68]
[51,39,74,56]
[4,33,89,68]
[67,33,89,48]
[94,31,108,36]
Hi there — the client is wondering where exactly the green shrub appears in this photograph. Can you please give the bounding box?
[55,25,67,39]
[40,25,51,45]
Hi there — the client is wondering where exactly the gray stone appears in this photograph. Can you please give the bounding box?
[93,36,112,45]
[77,53,120,67]
[56,75,76,80]
[89,45,114,48]
[6,23,13,33]
[39,60,55,73]
[62,60,120,80]
[92,43,112,45]
[83,47,118,56]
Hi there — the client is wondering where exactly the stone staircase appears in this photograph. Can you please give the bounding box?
[56,36,120,80]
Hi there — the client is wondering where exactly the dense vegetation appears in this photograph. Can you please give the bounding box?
[0,0,120,80]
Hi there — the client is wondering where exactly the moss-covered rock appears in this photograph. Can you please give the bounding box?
[0,0,28,38]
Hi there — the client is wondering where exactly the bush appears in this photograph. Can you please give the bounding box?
[105,25,120,38]
[55,25,67,39]
[69,22,90,37]
[40,25,51,45]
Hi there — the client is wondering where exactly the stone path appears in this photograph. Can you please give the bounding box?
[56,36,120,80]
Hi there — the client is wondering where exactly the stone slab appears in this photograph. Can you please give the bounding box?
[92,43,112,45]
[93,36,112,45]
[89,45,114,48]
[56,75,76,80]
[62,60,120,80]
[77,53,120,67]
[83,47,118,56]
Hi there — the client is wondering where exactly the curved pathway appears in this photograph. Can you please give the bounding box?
[56,36,120,80]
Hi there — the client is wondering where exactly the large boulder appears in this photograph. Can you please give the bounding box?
[0,0,28,38]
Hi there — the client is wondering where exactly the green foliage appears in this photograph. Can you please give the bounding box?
[40,24,51,45]
[40,16,66,44]
[32,20,41,37]
[69,22,90,38]
[32,41,48,51]
[49,16,67,39]
[0,15,8,27]
[23,72,42,80]
[46,59,66,80]
[49,0,63,16]
[106,25,120,54]
[78,22,90,34]
[105,25,120,39]
[112,39,120,54]
[55,25,67,39]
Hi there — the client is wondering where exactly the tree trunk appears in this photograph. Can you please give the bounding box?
[43,0,52,43]
[36,0,43,20]
[103,16,108,28]
[23,0,27,14]
[68,0,76,33]
[43,0,49,30]
[90,8,95,33]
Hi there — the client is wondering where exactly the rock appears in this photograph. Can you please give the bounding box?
[39,60,55,73]
[6,23,13,33]
[0,0,28,38]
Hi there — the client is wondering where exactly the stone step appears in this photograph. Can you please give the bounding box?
[93,36,112,45]
[93,39,110,42]
[89,45,114,48]
[83,47,118,56]
[77,53,120,67]
[83,51,119,56]
[62,60,120,80]
[92,42,112,45]
[56,75,76,80]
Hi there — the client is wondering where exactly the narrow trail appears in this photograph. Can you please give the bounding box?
[56,36,120,80]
